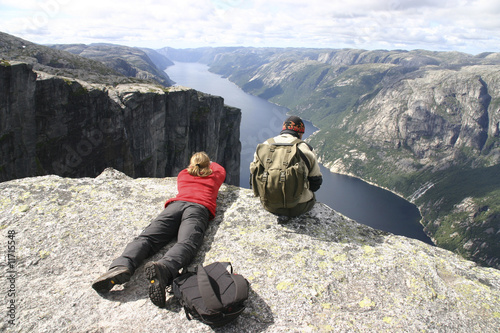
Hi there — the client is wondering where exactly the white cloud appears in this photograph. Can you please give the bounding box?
[0,0,499,54]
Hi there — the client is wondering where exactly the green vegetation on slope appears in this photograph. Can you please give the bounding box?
[417,165,500,265]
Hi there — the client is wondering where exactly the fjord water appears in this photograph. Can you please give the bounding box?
[166,62,433,244]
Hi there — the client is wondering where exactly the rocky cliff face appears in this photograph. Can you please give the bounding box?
[315,65,500,181]
[0,62,37,181]
[350,66,499,166]
[0,62,241,185]
[1,169,499,332]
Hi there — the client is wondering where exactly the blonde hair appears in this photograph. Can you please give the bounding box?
[187,152,213,177]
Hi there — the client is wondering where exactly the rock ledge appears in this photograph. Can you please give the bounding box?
[1,169,499,332]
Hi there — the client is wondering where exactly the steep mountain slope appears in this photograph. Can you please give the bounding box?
[50,43,173,86]
[164,47,500,269]
[0,32,127,84]
[0,31,173,86]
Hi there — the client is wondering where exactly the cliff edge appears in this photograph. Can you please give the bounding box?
[1,169,499,332]
[0,62,241,185]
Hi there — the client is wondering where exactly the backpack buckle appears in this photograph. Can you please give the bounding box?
[262,171,268,182]
[279,171,286,182]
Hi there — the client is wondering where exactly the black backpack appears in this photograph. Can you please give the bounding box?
[171,262,249,327]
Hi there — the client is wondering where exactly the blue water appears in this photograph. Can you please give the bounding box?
[166,62,434,245]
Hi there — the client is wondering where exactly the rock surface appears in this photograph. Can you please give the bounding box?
[1,169,499,332]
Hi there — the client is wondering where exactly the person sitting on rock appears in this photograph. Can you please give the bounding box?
[250,115,323,217]
[92,152,226,308]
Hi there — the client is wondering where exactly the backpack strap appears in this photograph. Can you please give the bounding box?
[230,274,249,303]
[197,264,224,314]
[291,139,312,172]
[296,147,311,171]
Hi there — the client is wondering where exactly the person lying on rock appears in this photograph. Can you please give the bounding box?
[92,151,226,308]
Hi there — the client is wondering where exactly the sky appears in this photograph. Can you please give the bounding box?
[0,0,499,55]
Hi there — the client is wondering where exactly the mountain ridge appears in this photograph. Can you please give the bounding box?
[0,31,173,86]
[49,43,174,86]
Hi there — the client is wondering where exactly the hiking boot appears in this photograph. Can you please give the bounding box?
[92,266,131,293]
[144,262,172,308]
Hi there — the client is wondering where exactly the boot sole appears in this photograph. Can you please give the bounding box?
[92,268,131,293]
[145,263,166,308]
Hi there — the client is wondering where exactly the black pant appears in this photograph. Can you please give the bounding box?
[110,201,210,278]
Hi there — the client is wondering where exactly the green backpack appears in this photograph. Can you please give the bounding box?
[250,138,311,209]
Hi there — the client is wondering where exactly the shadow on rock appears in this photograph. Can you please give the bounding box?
[182,285,274,333]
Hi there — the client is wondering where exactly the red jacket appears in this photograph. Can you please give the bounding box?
[164,162,226,219]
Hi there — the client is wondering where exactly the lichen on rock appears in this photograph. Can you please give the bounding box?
[1,169,499,332]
